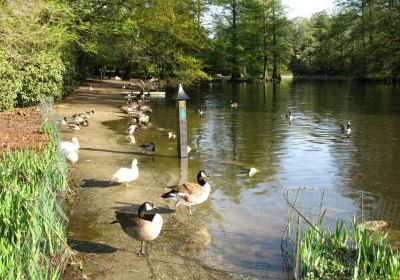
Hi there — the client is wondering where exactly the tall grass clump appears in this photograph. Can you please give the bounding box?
[300,216,400,279]
[0,103,69,278]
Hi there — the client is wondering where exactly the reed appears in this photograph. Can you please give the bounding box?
[0,106,68,278]
[299,216,400,279]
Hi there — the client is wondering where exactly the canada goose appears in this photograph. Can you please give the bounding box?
[60,137,80,152]
[248,167,257,177]
[128,124,138,135]
[340,122,351,135]
[139,143,155,154]
[162,170,211,216]
[110,159,139,186]
[63,150,78,163]
[122,83,126,89]
[285,111,293,122]
[112,202,163,257]
[168,132,176,139]
[57,117,67,126]
[230,101,238,108]
[68,124,80,132]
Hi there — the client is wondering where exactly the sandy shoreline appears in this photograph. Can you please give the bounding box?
[58,80,245,279]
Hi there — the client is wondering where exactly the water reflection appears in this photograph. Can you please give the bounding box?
[105,80,400,277]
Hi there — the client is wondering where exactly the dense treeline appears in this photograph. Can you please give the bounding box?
[209,0,400,82]
[291,0,400,81]
[0,0,209,110]
[0,0,399,110]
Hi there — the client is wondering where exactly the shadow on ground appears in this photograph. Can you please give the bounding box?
[68,240,118,254]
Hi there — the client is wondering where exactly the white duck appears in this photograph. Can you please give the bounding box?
[60,137,80,152]
[128,125,138,135]
[63,150,78,163]
[168,132,176,139]
[128,134,136,144]
[110,159,139,186]
[248,167,257,177]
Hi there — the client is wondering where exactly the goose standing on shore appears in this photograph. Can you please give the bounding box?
[111,202,163,257]
[162,170,211,216]
[110,159,139,186]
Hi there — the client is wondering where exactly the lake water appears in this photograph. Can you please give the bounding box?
[107,80,400,278]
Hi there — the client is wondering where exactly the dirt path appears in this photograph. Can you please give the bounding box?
[58,81,245,280]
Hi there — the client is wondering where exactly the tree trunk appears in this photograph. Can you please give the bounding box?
[361,0,367,78]
[262,1,268,81]
[272,1,278,81]
[230,2,240,82]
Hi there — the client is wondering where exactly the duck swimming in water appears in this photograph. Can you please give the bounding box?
[285,111,293,122]
[340,122,351,135]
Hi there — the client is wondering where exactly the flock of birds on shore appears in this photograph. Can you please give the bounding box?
[57,110,95,162]
[57,86,352,257]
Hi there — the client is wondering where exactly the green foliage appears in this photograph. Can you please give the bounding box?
[0,52,21,111]
[0,0,77,109]
[17,53,65,107]
[0,102,68,278]
[208,0,292,80]
[300,218,400,279]
[291,0,400,81]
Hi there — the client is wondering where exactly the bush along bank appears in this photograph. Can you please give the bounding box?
[0,100,69,278]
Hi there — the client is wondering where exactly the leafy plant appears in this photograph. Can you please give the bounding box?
[299,216,400,279]
[0,100,69,278]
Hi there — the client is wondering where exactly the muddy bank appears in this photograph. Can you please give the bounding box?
[58,80,251,279]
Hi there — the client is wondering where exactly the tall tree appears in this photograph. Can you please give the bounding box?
[212,0,248,81]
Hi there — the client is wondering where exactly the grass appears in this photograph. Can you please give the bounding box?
[0,102,69,279]
[299,214,400,279]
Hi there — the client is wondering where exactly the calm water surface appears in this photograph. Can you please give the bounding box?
[108,80,400,278]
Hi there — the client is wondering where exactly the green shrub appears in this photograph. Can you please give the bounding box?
[0,52,21,111]
[16,52,65,107]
